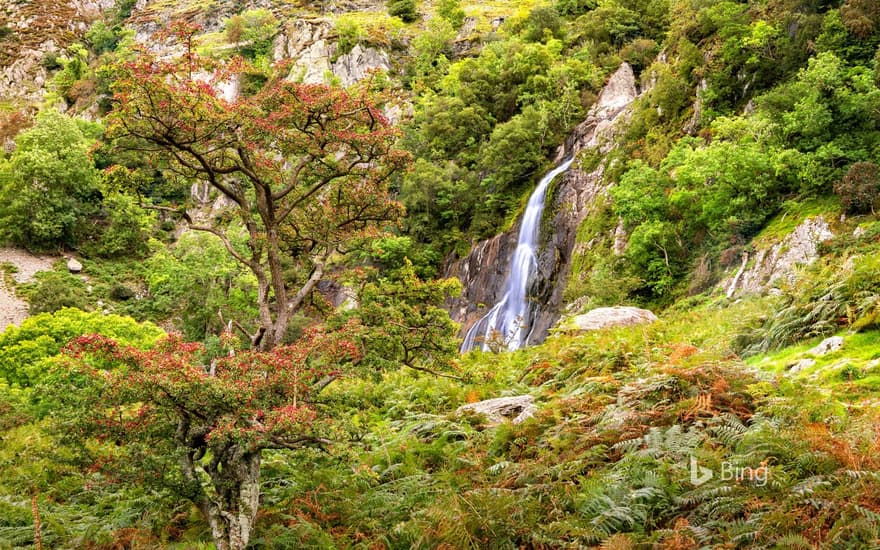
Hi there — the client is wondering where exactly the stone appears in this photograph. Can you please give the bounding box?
[457,395,536,425]
[788,358,815,374]
[67,258,83,273]
[331,44,390,87]
[565,306,658,332]
[809,336,844,356]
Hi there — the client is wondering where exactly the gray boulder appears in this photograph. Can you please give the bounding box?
[809,336,844,356]
[457,395,536,425]
[565,306,658,333]
[67,258,83,273]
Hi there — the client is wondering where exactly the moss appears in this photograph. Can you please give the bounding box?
[752,197,841,246]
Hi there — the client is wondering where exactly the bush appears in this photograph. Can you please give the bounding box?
[0,308,162,387]
[85,21,120,54]
[335,17,366,57]
[110,284,135,301]
[437,0,465,29]
[0,110,102,250]
[224,9,278,59]
[388,0,419,23]
[24,271,90,315]
[834,162,880,215]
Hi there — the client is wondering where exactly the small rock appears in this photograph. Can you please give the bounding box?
[809,336,844,356]
[565,306,658,333]
[788,358,815,374]
[854,226,866,238]
[457,395,536,425]
[67,258,83,273]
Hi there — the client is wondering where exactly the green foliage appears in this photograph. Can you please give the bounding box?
[388,0,419,23]
[834,161,880,214]
[400,32,601,249]
[334,16,367,57]
[436,0,465,29]
[0,110,102,250]
[85,192,155,258]
[144,231,257,341]
[334,261,462,375]
[85,21,121,54]
[224,8,278,59]
[524,6,564,42]
[23,270,91,315]
[0,308,162,387]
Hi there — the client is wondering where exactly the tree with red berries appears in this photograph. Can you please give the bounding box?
[105,23,409,350]
[51,327,361,550]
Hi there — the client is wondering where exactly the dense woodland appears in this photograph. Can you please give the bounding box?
[2,0,880,547]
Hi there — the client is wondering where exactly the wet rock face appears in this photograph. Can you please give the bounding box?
[446,63,638,346]
[555,62,638,162]
[723,216,834,298]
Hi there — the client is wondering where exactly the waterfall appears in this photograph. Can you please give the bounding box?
[461,158,574,352]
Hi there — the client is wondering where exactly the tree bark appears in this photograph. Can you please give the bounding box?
[201,447,262,550]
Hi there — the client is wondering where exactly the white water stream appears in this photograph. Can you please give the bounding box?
[461,158,574,352]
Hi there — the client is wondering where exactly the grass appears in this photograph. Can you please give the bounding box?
[752,196,841,246]
[747,329,880,400]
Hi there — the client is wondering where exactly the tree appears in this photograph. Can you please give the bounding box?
[0,110,102,250]
[50,327,361,550]
[388,0,419,23]
[834,161,880,214]
[105,23,409,350]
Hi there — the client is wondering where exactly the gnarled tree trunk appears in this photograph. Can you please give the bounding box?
[203,448,261,550]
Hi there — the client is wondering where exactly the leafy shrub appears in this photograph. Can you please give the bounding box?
[524,6,564,42]
[436,0,465,29]
[24,271,90,315]
[88,193,154,258]
[224,9,278,58]
[0,110,102,250]
[335,17,366,56]
[109,284,135,301]
[388,0,419,23]
[85,21,120,54]
[0,308,162,386]
[834,162,880,215]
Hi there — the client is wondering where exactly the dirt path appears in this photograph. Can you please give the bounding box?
[0,248,58,333]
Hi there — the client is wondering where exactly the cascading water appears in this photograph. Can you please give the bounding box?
[461,158,574,352]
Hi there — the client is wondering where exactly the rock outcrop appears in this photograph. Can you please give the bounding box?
[0,0,113,103]
[457,395,536,425]
[447,63,638,345]
[724,216,834,298]
[275,19,390,86]
[809,336,844,356]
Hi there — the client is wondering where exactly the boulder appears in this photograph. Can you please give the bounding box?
[787,358,815,374]
[67,258,83,273]
[457,395,536,425]
[565,306,658,333]
[809,336,844,356]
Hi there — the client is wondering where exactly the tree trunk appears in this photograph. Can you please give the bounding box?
[201,449,262,550]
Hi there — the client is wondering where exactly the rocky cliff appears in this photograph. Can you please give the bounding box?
[445,63,638,345]
[0,0,112,103]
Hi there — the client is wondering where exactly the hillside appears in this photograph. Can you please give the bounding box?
[1,0,880,548]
